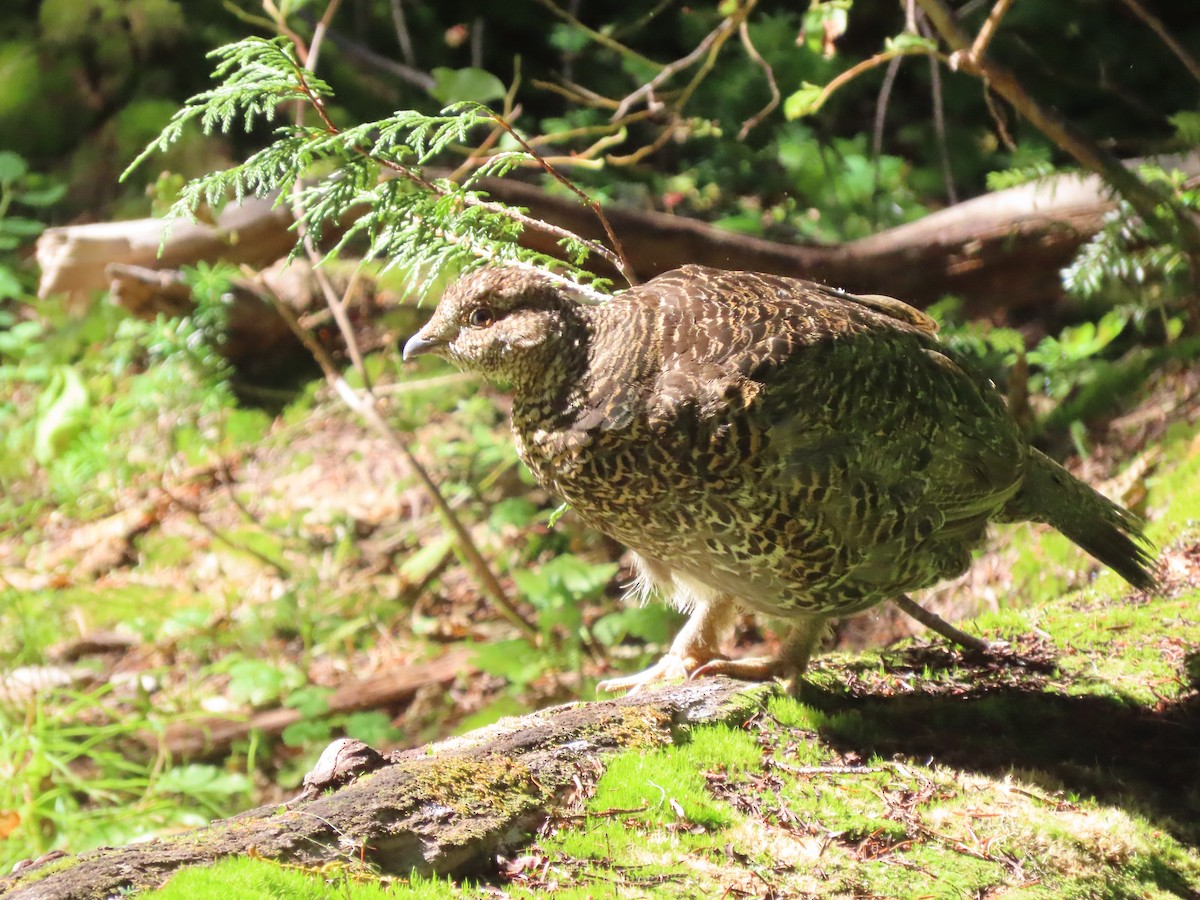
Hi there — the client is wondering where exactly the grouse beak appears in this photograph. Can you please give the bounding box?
[402,331,442,361]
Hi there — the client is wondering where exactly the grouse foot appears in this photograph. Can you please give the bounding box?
[597,651,726,694]
[598,595,736,695]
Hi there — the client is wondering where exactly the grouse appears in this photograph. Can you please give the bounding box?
[403,265,1157,693]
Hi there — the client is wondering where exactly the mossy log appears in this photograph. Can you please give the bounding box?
[0,679,770,900]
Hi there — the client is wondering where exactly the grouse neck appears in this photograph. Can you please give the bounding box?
[507,301,595,418]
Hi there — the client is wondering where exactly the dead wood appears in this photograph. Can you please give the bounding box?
[151,649,474,761]
[35,197,295,302]
[35,155,1200,329]
[2,678,770,900]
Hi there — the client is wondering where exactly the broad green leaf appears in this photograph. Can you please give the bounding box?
[784,83,825,120]
[282,718,333,748]
[0,151,27,182]
[283,685,332,718]
[34,365,90,464]
[156,764,253,799]
[345,711,403,746]
[0,265,23,301]
[430,67,505,105]
[16,183,67,207]
[886,33,937,53]
[0,217,46,237]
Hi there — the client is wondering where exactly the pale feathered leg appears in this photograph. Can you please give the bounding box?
[598,594,737,694]
[691,615,828,695]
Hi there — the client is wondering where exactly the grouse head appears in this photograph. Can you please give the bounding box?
[403,267,587,389]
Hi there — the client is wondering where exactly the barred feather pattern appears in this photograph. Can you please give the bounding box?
[408,265,1156,625]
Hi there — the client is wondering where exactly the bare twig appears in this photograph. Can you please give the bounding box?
[892,594,991,653]
[158,481,291,579]
[249,276,538,640]
[318,27,434,90]
[967,0,1014,62]
[1118,0,1200,84]
[388,0,415,66]
[489,114,638,286]
[808,42,945,118]
[531,0,661,73]
[277,3,539,640]
[736,19,781,139]
[872,56,902,171]
[612,8,743,121]
[923,19,958,204]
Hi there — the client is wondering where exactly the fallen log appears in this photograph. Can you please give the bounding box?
[36,154,1200,318]
[151,648,473,760]
[36,197,295,302]
[1,678,770,900]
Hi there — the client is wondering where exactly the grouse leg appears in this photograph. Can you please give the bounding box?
[891,594,994,653]
[597,595,737,694]
[690,615,829,694]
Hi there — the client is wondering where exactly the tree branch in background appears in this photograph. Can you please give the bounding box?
[916,0,1200,261]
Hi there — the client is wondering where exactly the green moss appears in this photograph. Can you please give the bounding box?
[147,855,474,898]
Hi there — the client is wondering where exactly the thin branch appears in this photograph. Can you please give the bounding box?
[919,15,958,203]
[872,55,902,172]
[531,0,661,73]
[968,0,1014,62]
[319,27,435,90]
[1118,0,1200,84]
[489,114,638,286]
[736,19,781,140]
[279,4,538,640]
[388,0,415,66]
[892,595,990,654]
[808,44,945,117]
[247,275,538,640]
[306,0,344,74]
[612,10,742,121]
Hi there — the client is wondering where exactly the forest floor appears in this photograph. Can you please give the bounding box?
[1,324,1199,896]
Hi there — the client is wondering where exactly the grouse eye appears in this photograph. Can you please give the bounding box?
[468,307,494,328]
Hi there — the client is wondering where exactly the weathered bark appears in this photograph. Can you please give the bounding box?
[1,679,770,900]
[36,154,1200,319]
[35,197,294,301]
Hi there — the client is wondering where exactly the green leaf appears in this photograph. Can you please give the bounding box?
[397,533,455,585]
[473,638,545,686]
[0,151,28,182]
[547,502,570,526]
[156,764,253,799]
[283,685,332,718]
[1169,110,1200,145]
[0,265,23,301]
[542,554,618,596]
[282,718,333,748]
[886,33,937,53]
[0,217,46,238]
[16,183,67,207]
[430,67,505,105]
[783,83,825,120]
[225,659,290,707]
[34,365,90,465]
[344,711,402,745]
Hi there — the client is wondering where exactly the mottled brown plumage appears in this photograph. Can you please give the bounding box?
[404,265,1157,692]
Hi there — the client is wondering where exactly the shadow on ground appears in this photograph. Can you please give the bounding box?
[804,646,1200,856]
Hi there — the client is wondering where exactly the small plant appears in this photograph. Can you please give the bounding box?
[0,151,65,301]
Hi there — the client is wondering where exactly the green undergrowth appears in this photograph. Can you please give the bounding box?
[134,575,1200,898]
